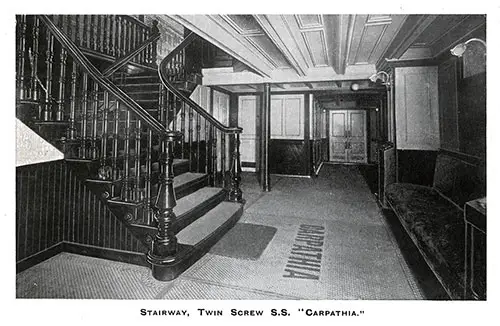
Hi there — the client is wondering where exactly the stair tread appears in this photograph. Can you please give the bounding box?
[174,187,223,217]
[177,201,242,245]
[173,172,206,188]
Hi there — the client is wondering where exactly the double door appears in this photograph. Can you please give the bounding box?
[329,110,367,163]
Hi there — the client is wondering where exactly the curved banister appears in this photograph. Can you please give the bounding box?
[158,33,242,134]
[39,15,168,135]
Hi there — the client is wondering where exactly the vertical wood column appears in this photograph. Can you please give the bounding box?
[261,83,271,192]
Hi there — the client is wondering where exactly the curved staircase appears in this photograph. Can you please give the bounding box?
[16,15,244,281]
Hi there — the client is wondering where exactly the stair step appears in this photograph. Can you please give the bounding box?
[173,187,226,231]
[171,172,208,199]
[177,201,242,246]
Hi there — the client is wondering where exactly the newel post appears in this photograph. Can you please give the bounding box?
[147,131,180,280]
[228,132,243,203]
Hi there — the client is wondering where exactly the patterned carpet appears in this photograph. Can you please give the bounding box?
[16,165,424,300]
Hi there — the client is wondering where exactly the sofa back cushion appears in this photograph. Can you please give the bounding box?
[433,152,485,208]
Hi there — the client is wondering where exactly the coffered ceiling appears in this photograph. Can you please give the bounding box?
[169,14,485,92]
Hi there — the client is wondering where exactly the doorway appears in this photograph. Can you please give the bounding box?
[329,110,367,163]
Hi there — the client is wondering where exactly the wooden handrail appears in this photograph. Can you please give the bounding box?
[103,33,160,77]
[158,32,242,134]
[39,15,167,135]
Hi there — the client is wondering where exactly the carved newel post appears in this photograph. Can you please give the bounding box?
[228,132,244,203]
[147,131,180,280]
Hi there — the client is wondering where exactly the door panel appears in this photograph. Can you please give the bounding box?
[348,111,367,163]
[238,95,258,167]
[329,110,348,162]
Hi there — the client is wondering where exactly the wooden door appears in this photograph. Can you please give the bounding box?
[347,110,367,163]
[329,110,348,162]
[329,110,367,163]
[238,95,258,171]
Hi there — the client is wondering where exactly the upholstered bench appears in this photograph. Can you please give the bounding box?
[385,151,485,299]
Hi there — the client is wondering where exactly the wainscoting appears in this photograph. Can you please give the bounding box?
[269,139,309,176]
[16,160,146,272]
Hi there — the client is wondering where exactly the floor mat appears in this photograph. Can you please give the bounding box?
[210,223,277,260]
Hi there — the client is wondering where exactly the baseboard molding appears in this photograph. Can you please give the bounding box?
[16,242,65,273]
[62,242,150,268]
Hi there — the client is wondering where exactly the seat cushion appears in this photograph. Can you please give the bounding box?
[386,183,465,298]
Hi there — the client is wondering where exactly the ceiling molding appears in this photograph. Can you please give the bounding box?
[254,15,308,76]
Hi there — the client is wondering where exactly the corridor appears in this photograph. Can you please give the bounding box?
[16,165,424,300]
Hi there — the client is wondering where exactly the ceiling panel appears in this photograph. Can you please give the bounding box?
[296,15,323,28]
[413,15,468,47]
[226,15,262,34]
[355,24,387,63]
[247,35,291,68]
[302,30,329,67]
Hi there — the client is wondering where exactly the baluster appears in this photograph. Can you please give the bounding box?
[82,15,89,48]
[158,84,165,124]
[116,16,123,57]
[105,15,112,55]
[16,15,27,100]
[130,23,136,62]
[90,15,96,50]
[145,29,151,64]
[140,27,147,64]
[196,111,201,172]
[172,96,178,131]
[80,72,89,158]
[75,15,80,46]
[56,48,67,121]
[188,105,194,171]
[90,81,99,159]
[111,15,117,57]
[211,127,217,186]
[165,89,171,127]
[204,119,210,174]
[98,90,110,179]
[228,133,243,202]
[151,20,159,66]
[68,61,78,139]
[43,29,55,121]
[145,129,153,224]
[30,16,40,101]
[123,19,129,54]
[111,101,120,179]
[221,132,226,187]
[180,102,186,159]
[134,120,142,202]
[147,132,179,280]
[122,110,132,201]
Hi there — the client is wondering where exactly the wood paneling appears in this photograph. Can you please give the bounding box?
[16,160,146,267]
[397,150,438,186]
[395,66,440,150]
[270,94,304,139]
[270,140,309,176]
[438,57,460,151]
[238,95,259,166]
[16,160,66,262]
[458,72,486,158]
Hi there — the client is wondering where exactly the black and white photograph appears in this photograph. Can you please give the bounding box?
[4,1,497,325]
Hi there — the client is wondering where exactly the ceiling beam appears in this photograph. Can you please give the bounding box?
[253,15,309,77]
[377,15,438,70]
[170,15,274,78]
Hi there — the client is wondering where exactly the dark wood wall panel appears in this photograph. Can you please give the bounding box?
[397,150,438,186]
[270,140,309,176]
[16,161,66,262]
[16,160,147,265]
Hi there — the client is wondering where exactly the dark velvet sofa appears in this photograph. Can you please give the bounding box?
[385,150,485,299]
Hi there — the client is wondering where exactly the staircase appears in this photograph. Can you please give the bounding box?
[15,15,244,281]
